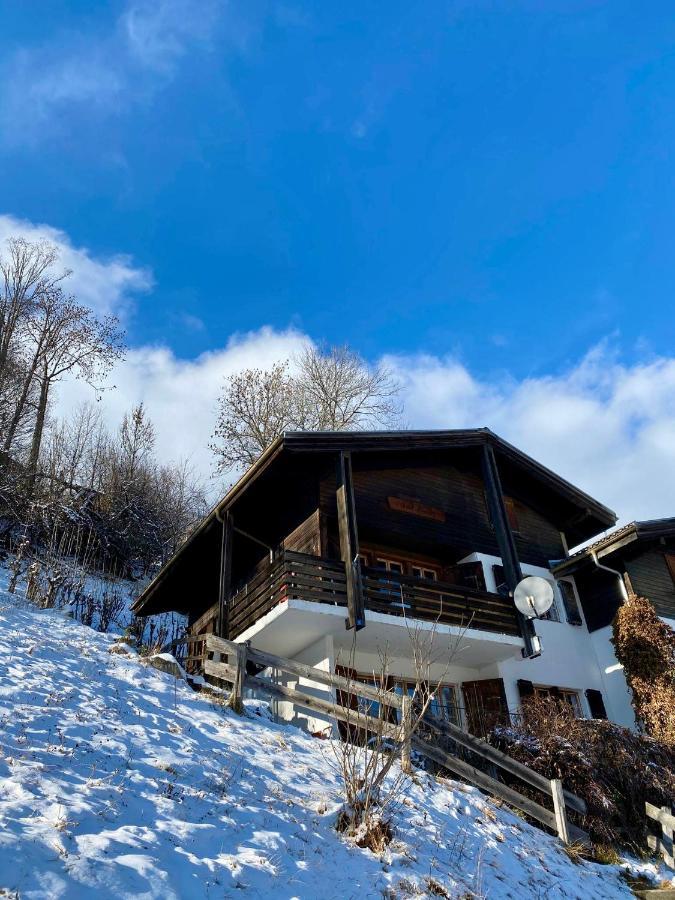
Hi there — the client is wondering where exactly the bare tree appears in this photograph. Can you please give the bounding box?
[40,402,104,497]
[23,288,125,490]
[0,238,69,456]
[211,344,401,472]
[296,344,400,432]
[0,237,65,382]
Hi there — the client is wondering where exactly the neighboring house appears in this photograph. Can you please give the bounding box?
[133,429,620,737]
[552,518,675,730]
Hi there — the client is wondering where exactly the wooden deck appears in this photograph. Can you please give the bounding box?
[226,550,520,640]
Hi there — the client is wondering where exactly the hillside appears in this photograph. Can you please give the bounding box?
[0,576,667,899]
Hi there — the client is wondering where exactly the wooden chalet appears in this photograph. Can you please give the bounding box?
[133,429,617,736]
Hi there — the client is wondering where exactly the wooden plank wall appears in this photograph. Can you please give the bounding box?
[320,460,565,568]
[625,545,675,620]
[282,509,322,557]
[573,568,624,632]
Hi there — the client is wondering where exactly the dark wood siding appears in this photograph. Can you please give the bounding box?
[282,509,321,556]
[320,460,565,568]
[624,548,675,620]
[573,568,623,631]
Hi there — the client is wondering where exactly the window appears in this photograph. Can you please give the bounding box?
[534,686,583,718]
[412,566,437,581]
[395,680,461,728]
[374,558,407,608]
[541,589,561,622]
[557,579,583,626]
[483,493,521,533]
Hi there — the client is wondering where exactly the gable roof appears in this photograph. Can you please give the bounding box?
[552,517,675,576]
[133,428,616,616]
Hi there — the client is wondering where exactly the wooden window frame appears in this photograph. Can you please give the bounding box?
[394,679,462,729]
[534,685,584,719]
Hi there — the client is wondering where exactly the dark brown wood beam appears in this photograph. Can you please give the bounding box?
[217,510,233,639]
[481,444,537,657]
[336,450,365,631]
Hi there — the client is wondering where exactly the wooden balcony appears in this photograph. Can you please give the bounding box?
[227,550,520,640]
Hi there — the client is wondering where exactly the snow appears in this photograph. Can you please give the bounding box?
[0,572,669,898]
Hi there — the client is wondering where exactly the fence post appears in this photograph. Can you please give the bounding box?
[551,778,570,845]
[401,694,412,774]
[229,642,248,714]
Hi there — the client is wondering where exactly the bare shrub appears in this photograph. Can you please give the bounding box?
[492,694,675,850]
[97,587,125,632]
[612,593,675,746]
[330,620,463,852]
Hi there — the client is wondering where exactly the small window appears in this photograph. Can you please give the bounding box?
[375,558,403,574]
[557,579,583,626]
[540,587,561,623]
[560,690,583,718]
[395,680,461,728]
[412,566,437,581]
[534,685,583,718]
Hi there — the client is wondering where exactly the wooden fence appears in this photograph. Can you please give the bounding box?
[174,632,588,845]
[646,802,675,869]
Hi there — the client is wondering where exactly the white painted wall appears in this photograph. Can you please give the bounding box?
[251,561,675,737]
[460,553,609,720]
[587,626,635,728]
[264,634,336,736]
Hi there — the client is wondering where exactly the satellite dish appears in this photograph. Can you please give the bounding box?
[513,576,554,619]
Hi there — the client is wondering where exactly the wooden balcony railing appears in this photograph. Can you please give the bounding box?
[227,551,347,638]
[360,566,520,636]
[226,551,520,640]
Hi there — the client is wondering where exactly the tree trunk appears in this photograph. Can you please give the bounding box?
[2,349,41,453]
[26,367,50,494]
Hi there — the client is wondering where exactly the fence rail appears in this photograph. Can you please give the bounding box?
[646,802,675,869]
[172,632,587,845]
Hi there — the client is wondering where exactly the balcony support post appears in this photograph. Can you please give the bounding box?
[217,509,233,639]
[481,444,537,658]
[336,451,365,631]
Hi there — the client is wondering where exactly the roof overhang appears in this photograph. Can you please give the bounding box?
[133,428,617,617]
[552,517,675,576]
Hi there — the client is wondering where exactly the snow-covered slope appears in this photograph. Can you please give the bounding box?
[0,588,659,899]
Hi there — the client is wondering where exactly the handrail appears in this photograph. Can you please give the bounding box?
[199,632,587,831]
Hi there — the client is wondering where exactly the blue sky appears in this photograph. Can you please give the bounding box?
[2,1,675,521]
[2,1,675,374]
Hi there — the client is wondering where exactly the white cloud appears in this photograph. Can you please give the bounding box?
[5,216,673,528]
[54,327,308,487]
[55,329,675,528]
[122,0,222,73]
[0,214,152,317]
[386,345,675,529]
[0,0,226,144]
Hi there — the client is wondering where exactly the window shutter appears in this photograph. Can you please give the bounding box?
[665,553,675,586]
[558,580,583,626]
[517,679,534,699]
[585,688,608,720]
[504,497,520,533]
